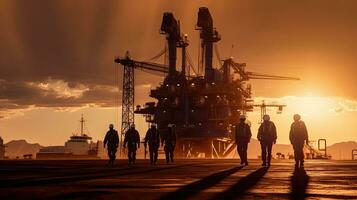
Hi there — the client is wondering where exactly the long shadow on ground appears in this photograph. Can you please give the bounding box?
[212,167,268,200]
[290,167,309,200]
[158,166,243,200]
[0,164,196,188]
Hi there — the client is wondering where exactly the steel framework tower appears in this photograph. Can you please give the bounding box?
[120,52,135,136]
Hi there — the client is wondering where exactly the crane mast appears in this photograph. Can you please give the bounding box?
[120,52,135,137]
[196,7,221,82]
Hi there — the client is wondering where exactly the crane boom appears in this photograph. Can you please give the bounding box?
[115,57,169,74]
[227,58,300,81]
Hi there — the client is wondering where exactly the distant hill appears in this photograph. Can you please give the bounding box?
[5,140,43,159]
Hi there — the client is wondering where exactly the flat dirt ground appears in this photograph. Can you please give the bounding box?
[0,159,356,199]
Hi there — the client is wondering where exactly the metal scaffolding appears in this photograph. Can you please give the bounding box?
[120,51,135,136]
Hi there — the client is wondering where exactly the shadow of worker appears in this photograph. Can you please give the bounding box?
[212,167,268,200]
[158,166,243,200]
[290,167,309,200]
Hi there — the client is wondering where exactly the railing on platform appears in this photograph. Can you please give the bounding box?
[352,149,357,160]
[318,139,327,158]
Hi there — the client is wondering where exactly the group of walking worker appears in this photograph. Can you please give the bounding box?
[104,113,309,168]
[235,113,309,168]
[103,123,176,166]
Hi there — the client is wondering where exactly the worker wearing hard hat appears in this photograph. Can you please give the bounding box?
[144,124,160,165]
[104,124,119,166]
[124,124,141,164]
[162,124,176,164]
[235,115,252,166]
[289,114,309,168]
[257,114,277,167]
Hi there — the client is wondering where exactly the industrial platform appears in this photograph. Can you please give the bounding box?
[0,159,356,199]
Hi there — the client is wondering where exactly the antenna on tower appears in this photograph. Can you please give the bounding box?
[80,114,85,136]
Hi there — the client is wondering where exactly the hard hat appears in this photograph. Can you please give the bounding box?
[293,114,301,121]
[109,124,114,129]
[263,114,270,121]
[239,114,246,120]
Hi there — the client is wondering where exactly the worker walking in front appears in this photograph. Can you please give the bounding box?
[104,124,119,166]
[289,114,309,168]
[124,124,140,164]
[144,124,160,165]
[235,115,252,166]
[162,124,176,164]
[257,114,277,167]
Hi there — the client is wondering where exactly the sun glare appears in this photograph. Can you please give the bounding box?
[288,96,333,117]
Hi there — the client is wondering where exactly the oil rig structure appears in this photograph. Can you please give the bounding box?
[115,7,298,158]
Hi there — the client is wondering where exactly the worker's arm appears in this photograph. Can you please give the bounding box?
[302,122,309,145]
[144,130,149,146]
[136,132,140,149]
[103,132,108,148]
[123,132,128,148]
[272,122,277,144]
[247,124,252,139]
[157,131,161,145]
[289,123,293,144]
[115,131,119,147]
[257,125,262,141]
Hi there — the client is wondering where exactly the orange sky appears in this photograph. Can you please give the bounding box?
[0,0,357,146]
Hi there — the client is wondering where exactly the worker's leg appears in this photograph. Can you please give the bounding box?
[165,151,169,163]
[154,148,158,164]
[261,142,267,165]
[107,150,112,164]
[128,150,132,164]
[149,149,154,164]
[238,141,244,163]
[164,145,169,163]
[133,149,137,164]
[243,142,249,165]
[293,144,299,167]
[298,144,305,167]
[170,147,174,163]
[267,142,273,166]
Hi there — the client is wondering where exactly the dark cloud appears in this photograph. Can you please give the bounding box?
[0,80,119,118]
[1,0,357,114]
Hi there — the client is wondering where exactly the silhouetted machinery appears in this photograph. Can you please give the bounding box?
[115,7,299,158]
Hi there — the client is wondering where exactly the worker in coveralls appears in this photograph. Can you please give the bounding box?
[104,124,119,166]
[124,124,140,164]
[144,124,160,165]
[235,115,252,166]
[162,124,176,164]
[290,114,309,168]
[257,114,277,167]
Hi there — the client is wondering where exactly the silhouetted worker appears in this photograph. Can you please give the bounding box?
[144,124,160,165]
[124,124,140,164]
[257,114,277,167]
[290,114,309,168]
[162,124,176,164]
[235,115,252,166]
[104,124,119,166]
